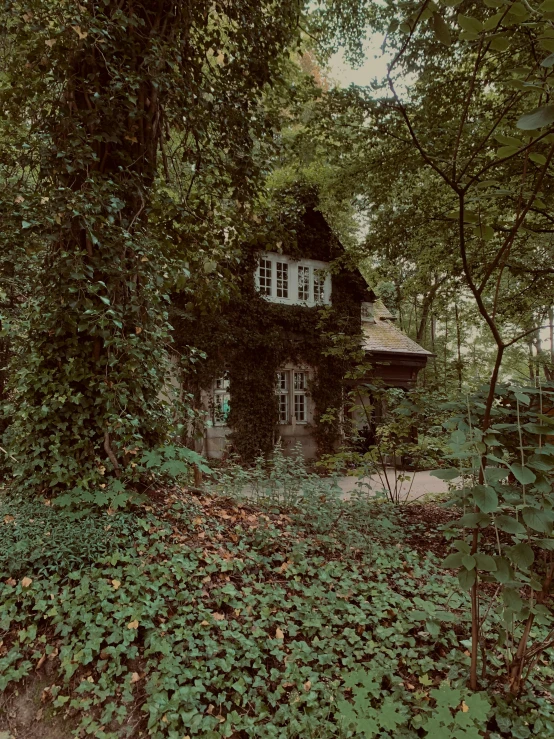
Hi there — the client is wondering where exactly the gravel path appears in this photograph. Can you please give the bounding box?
[337,468,454,503]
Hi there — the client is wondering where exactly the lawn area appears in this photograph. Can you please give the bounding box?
[1,480,553,738]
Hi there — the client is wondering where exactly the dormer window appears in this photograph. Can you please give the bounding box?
[255,252,331,306]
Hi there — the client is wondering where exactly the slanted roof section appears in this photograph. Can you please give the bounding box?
[362,300,432,356]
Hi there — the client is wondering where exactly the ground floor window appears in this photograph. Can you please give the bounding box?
[212,374,230,426]
[276,369,309,424]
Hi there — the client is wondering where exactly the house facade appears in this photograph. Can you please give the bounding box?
[172,206,430,462]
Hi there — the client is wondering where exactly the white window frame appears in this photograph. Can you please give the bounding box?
[276,369,309,424]
[212,374,230,426]
[255,252,332,306]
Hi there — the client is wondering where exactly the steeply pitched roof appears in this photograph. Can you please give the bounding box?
[362,300,432,356]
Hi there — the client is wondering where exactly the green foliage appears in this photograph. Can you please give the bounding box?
[2,475,553,737]
[172,192,367,463]
[434,382,554,692]
[0,0,305,495]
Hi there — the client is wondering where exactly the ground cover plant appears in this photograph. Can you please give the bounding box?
[1,460,554,738]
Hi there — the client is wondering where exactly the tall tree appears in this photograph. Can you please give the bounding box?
[0,0,303,494]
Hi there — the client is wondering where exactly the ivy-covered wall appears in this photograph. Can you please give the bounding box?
[171,206,372,463]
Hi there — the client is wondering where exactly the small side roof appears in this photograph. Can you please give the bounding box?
[362,300,432,356]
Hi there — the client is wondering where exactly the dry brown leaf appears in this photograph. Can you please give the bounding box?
[6,578,16,587]
[213,613,225,621]
[130,672,141,684]
[111,579,121,591]
[461,701,469,713]
[127,619,139,630]
[192,516,204,526]
[135,326,142,334]
[72,25,88,39]
[3,515,14,524]
[21,577,33,588]
[206,704,215,715]
[48,647,58,660]
[45,38,56,47]
[200,620,209,626]
[275,627,284,640]
[303,680,311,692]
[36,654,46,671]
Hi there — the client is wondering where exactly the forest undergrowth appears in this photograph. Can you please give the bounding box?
[1,472,553,739]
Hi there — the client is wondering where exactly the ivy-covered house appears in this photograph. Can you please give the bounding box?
[172,206,431,462]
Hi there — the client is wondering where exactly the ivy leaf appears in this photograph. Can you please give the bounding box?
[517,104,554,130]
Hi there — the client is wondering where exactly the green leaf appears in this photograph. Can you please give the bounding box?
[541,52,554,67]
[503,588,523,612]
[458,14,484,33]
[517,104,554,130]
[473,223,494,241]
[458,567,476,590]
[493,557,512,583]
[426,619,441,637]
[490,36,510,51]
[473,485,499,513]
[511,542,535,569]
[536,538,554,550]
[442,552,464,568]
[462,554,476,570]
[430,467,459,480]
[455,512,491,528]
[529,152,547,165]
[485,467,509,483]
[21,220,32,229]
[497,145,520,158]
[433,13,451,46]
[540,0,554,11]
[474,553,497,571]
[495,515,526,534]
[522,507,554,533]
[509,463,536,485]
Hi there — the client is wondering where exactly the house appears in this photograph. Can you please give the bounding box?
[172,204,430,462]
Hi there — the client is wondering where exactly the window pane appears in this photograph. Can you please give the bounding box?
[259,259,272,296]
[213,393,230,425]
[313,269,326,302]
[278,393,289,423]
[276,371,288,390]
[298,265,310,300]
[276,262,288,298]
[294,394,306,422]
[215,374,229,390]
[294,372,306,390]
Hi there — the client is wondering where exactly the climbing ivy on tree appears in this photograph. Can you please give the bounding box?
[0,0,304,494]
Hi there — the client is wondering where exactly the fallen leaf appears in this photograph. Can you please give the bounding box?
[48,648,58,660]
[36,707,44,720]
[303,680,311,692]
[213,613,225,621]
[130,672,141,683]
[14,196,24,203]
[86,676,94,683]
[461,701,469,713]
[275,627,284,640]
[127,619,139,630]
[72,25,88,39]
[6,578,16,586]
[192,516,204,525]
[21,577,33,588]
[200,620,209,626]
[45,39,56,47]
[3,515,14,524]
[36,654,46,671]
[207,704,215,714]
[135,326,142,334]
[111,579,121,591]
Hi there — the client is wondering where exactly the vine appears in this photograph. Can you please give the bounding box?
[172,201,370,463]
